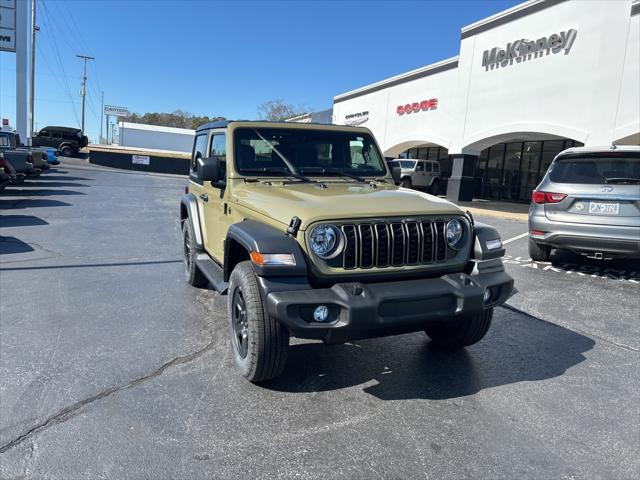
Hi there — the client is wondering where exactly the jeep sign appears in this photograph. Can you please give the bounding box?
[482,29,577,70]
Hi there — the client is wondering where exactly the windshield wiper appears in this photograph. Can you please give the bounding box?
[240,167,312,183]
[604,177,640,184]
[299,167,366,183]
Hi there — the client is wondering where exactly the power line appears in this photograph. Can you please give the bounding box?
[40,0,81,126]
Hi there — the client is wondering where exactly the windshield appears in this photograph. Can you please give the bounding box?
[392,160,417,169]
[549,153,640,184]
[234,128,387,177]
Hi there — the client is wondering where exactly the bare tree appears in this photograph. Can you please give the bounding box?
[257,99,306,121]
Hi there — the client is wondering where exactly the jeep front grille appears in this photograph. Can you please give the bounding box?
[340,220,450,269]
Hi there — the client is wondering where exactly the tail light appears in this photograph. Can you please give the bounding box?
[184,186,189,194]
[532,190,567,204]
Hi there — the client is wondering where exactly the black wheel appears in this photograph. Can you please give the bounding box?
[425,308,493,349]
[182,221,207,287]
[528,238,551,262]
[401,177,412,188]
[430,181,440,196]
[228,261,289,382]
[60,146,73,157]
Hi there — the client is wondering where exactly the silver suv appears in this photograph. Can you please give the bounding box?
[528,145,640,261]
[391,159,442,195]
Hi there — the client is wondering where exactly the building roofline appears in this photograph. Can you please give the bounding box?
[460,0,568,39]
[121,122,195,134]
[333,56,459,104]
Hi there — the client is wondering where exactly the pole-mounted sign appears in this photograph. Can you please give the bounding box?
[104,105,129,117]
[0,0,16,52]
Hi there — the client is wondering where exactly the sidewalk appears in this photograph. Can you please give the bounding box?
[454,199,529,221]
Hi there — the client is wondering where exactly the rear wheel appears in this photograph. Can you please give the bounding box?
[529,238,551,262]
[182,221,208,287]
[228,261,289,382]
[430,181,440,196]
[425,309,493,348]
[401,177,412,188]
[60,145,73,157]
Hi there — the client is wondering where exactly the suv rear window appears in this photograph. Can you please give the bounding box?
[549,153,640,184]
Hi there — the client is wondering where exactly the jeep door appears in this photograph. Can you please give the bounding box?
[189,131,228,262]
[414,161,427,187]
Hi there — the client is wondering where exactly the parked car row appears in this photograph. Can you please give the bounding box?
[0,130,60,190]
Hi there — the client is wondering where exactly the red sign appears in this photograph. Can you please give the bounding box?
[397,98,438,115]
[2,118,8,126]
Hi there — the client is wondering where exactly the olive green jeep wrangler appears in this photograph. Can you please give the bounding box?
[180,121,513,382]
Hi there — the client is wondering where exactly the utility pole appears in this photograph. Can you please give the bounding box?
[100,91,104,143]
[29,0,39,142]
[76,54,94,133]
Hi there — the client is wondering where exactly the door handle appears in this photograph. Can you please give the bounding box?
[199,193,209,202]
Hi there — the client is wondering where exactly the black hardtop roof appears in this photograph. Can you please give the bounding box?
[195,120,342,133]
[41,126,83,133]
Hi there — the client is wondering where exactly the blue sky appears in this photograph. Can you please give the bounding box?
[0,0,519,142]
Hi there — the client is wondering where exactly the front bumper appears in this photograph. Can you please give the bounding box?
[265,268,513,344]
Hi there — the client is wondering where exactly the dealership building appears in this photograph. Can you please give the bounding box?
[332,0,640,202]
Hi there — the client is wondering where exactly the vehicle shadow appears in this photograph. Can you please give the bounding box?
[2,189,87,196]
[0,236,35,254]
[265,307,595,400]
[34,175,93,182]
[18,181,91,188]
[0,215,49,227]
[0,199,71,209]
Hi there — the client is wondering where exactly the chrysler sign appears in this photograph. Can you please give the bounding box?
[482,29,577,70]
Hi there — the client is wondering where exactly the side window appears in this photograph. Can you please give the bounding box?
[52,131,63,141]
[416,162,424,171]
[192,134,208,170]
[209,134,226,160]
[424,163,432,172]
[210,134,227,182]
[0,135,9,147]
[433,163,440,173]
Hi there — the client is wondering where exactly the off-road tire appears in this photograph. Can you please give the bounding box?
[401,177,412,188]
[528,238,551,262]
[60,145,74,157]
[228,261,289,382]
[182,221,208,287]
[430,181,441,196]
[425,308,493,348]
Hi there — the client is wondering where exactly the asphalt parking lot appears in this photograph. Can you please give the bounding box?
[1,161,638,479]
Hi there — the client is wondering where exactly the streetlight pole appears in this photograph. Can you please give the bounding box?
[29,0,38,142]
[76,54,94,133]
[100,91,104,143]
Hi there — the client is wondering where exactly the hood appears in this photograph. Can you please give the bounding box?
[233,180,463,229]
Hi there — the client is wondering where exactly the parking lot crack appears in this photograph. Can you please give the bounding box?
[0,338,215,455]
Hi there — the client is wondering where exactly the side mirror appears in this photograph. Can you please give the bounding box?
[391,166,401,184]
[196,156,221,183]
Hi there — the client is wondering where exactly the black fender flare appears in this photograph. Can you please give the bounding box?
[180,193,204,249]
[225,220,308,280]
[472,222,506,260]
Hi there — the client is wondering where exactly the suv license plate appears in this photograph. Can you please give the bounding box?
[589,202,619,215]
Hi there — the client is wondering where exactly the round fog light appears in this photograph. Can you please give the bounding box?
[313,305,329,322]
[483,289,492,303]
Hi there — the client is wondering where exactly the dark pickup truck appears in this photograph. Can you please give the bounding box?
[32,126,88,157]
[0,131,44,178]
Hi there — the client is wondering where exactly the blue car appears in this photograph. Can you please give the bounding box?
[39,147,60,165]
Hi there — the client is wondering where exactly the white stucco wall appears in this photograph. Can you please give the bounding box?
[333,0,640,156]
[118,122,195,153]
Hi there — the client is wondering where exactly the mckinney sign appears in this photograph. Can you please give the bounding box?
[482,29,577,70]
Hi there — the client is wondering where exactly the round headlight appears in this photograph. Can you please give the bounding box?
[309,224,342,259]
[445,219,464,249]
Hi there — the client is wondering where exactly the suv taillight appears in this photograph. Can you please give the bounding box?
[532,190,567,204]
